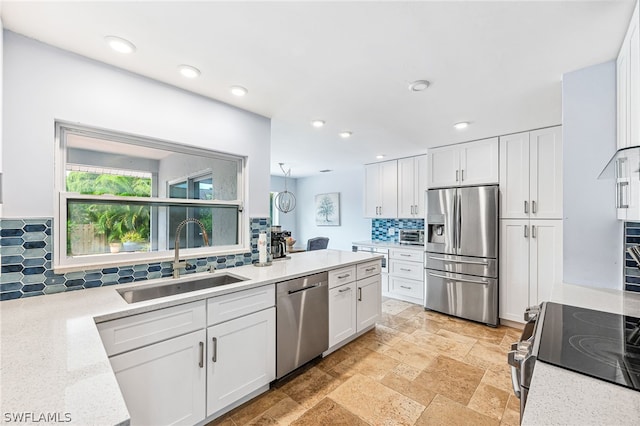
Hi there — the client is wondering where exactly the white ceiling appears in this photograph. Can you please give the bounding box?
[1,1,635,177]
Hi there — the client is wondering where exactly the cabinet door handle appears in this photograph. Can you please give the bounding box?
[524,225,529,238]
[532,200,537,214]
[199,341,204,368]
[532,225,536,238]
[337,274,350,279]
[365,267,375,272]
[400,253,411,257]
[400,268,412,272]
[524,200,529,214]
[338,287,351,293]
[358,287,362,301]
[456,170,459,182]
[212,337,218,363]
[461,169,465,181]
[400,285,412,290]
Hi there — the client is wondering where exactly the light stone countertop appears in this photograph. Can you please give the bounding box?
[0,249,382,426]
[522,282,640,425]
[352,240,424,251]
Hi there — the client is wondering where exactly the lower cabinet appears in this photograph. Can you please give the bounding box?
[207,307,275,417]
[110,329,207,426]
[101,285,276,426]
[387,248,424,304]
[328,282,357,348]
[327,261,382,352]
[357,275,381,331]
[499,219,563,323]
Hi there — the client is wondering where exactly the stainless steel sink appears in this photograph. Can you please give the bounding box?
[117,273,248,303]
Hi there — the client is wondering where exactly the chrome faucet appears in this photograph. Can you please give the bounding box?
[173,218,210,279]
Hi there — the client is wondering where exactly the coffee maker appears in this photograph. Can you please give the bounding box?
[270,227,291,260]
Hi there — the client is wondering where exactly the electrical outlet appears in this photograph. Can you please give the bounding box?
[387,227,395,236]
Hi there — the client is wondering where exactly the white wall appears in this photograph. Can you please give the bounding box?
[270,175,298,239]
[2,31,271,219]
[0,20,4,216]
[295,169,370,251]
[562,60,622,289]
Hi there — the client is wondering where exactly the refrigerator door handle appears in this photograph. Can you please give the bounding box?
[427,272,489,286]
[457,192,462,251]
[427,256,489,265]
[452,192,458,250]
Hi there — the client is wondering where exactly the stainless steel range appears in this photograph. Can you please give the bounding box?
[508,302,640,422]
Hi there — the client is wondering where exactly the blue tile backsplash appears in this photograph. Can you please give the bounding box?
[371,218,424,242]
[625,221,640,293]
[0,217,270,301]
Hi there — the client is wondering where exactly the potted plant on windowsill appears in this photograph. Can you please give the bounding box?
[109,238,122,253]
[121,230,145,252]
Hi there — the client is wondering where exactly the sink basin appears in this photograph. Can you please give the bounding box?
[117,273,248,303]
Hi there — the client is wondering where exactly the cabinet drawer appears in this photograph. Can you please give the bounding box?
[329,266,357,289]
[98,300,206,356]
[208,284,275,326]
[356,260,381,280]
[389,259,423,280]
[389,248,423,262]
[389,277,424,300]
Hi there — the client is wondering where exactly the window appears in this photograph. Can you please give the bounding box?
[55,122,246,272]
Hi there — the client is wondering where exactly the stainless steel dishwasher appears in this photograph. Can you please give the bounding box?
[276,272,328,379]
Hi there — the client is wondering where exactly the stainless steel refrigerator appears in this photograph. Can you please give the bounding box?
[425,185,499,326]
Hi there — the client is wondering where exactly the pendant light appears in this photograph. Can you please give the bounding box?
[275,163,296,214]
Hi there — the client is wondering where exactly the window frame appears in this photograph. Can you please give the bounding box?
[54,122,247,273]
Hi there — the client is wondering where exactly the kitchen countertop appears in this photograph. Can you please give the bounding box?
[522,282,640,425]
[352,240,424,251]
[0,249,381,426]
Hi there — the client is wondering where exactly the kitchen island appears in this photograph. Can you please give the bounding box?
[522,282,640,425]
[0,249,382,426]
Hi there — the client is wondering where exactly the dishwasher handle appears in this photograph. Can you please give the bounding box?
[287,282,323,295]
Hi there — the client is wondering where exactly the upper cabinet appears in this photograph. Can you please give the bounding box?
[364,160,398,218]
[500,126,563,220]
[618,1,639,150]
[398,155,427,218]
[428,137,499,188]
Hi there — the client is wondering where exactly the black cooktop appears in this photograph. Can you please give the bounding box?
[537,302,640,391]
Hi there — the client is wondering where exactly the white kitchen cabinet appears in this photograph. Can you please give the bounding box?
[357,274,381,331]
[387,248,424,304]
[617,1,639,150]
[364,160,398,218]
[398,155,428,218]
[428,137,498,188]
[110,329,207,426]
[102,285,276,425]
[328,282,357,347]
[500,126,563,220]
[207,307,275,417]
[499,219,563,323]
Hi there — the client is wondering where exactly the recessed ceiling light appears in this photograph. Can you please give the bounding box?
[339,131,352,139]
[408,80,430,92]
[104,36,136,54]
[311,120,325,128]
[178,65,201,79]
[376,155,385,159]
[230,86,248,96]
[453,122,470,130]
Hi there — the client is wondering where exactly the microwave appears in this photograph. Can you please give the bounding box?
[399,229,424,246]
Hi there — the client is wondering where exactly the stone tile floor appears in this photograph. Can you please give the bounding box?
[209,298,523,426]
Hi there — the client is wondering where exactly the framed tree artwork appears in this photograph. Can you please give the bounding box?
[315,192,340,226]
